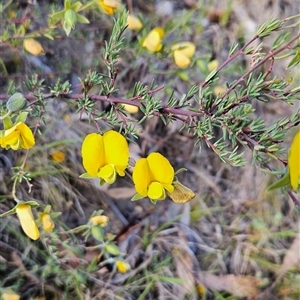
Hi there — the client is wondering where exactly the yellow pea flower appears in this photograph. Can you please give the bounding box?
[41,213,55,232]
[98,0,121,15]
[288,131,300,190]
[81,130,129,184]
[1,289,20,300]
[90,215,109,227]
[23,38,44,56]
[127,15,143,31]
[16,203,40,240]
[116,260,130,273]
[207,59,219,72]
[51,150,65,163]
[171,42,196,68]
[213,85,226,97]
[0,122,35,150]
[122,103,139,114]
[133,152,174,201]
[142,27,164,52]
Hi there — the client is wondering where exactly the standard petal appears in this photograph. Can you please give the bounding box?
[147,152,174,186]
[133,158,151,197]
[99,0,120,15]
[127,15,143,31]
[17,122,35,149]
[103,130,129,176]
[142,28,164,52]
[288,131,300,190]
[171,42,195,57]
[82,133,105,176]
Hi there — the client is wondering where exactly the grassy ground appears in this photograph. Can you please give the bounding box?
[0,0,299,299]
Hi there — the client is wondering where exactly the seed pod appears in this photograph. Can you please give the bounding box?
[65,9,77,28]
[6,93,28,112]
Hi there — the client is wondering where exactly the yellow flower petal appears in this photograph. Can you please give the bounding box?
[51,150,65,163]
[41,213,55,232]
[90,215,109,227]
[0,129,19,148]
[1,289,20,300]
[171,42,195,68]
[23,38,44,56]
[98,0,120,15]
[147,152,174,193]
[207,59,219,72]
[173,50,191,68]
[122,104,139,114]
[288,131,300,190]
[0,122,35,150]
[132,157,152,197]
[81,131,129,184]
[116,260,130,273]
[98,164,116,184]
[17,122,35,149]
[148,182,165,200]
[133,152,175,201]
[16,204,40,240]
[171,42,195,57]
[213,85,226,97]
[142,27,164,52]
[127,15,143,31]
[82,133,105,177]
[103,130,129,176]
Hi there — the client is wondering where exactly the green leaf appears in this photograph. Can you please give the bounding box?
[131,193,144,201]
[150,199,157,205]
[63,21,72,36]
[267,170,290,191]
[178,71,189,81]
[174,168,187,175]
[0,206,17,217]
[72,1,83,11]
[79,172,95,179]
[65,0,72,10]
[76,13,90,24]
[50,11,65,23]
[51,212,62,218]
[204,68,218,83]
[156,276,185,284]
[91,226,104,242]
[105,243,120,255]
[15,111,28,123]
[43,33,54,40]
[287,48,300,69]
[25,201,40,208]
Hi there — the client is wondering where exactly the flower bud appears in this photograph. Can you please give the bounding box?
[65,9,77,28]
[116,260,130,273]
[90,215,109,227]
[41,213,55,232]
[6,93,27,112]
